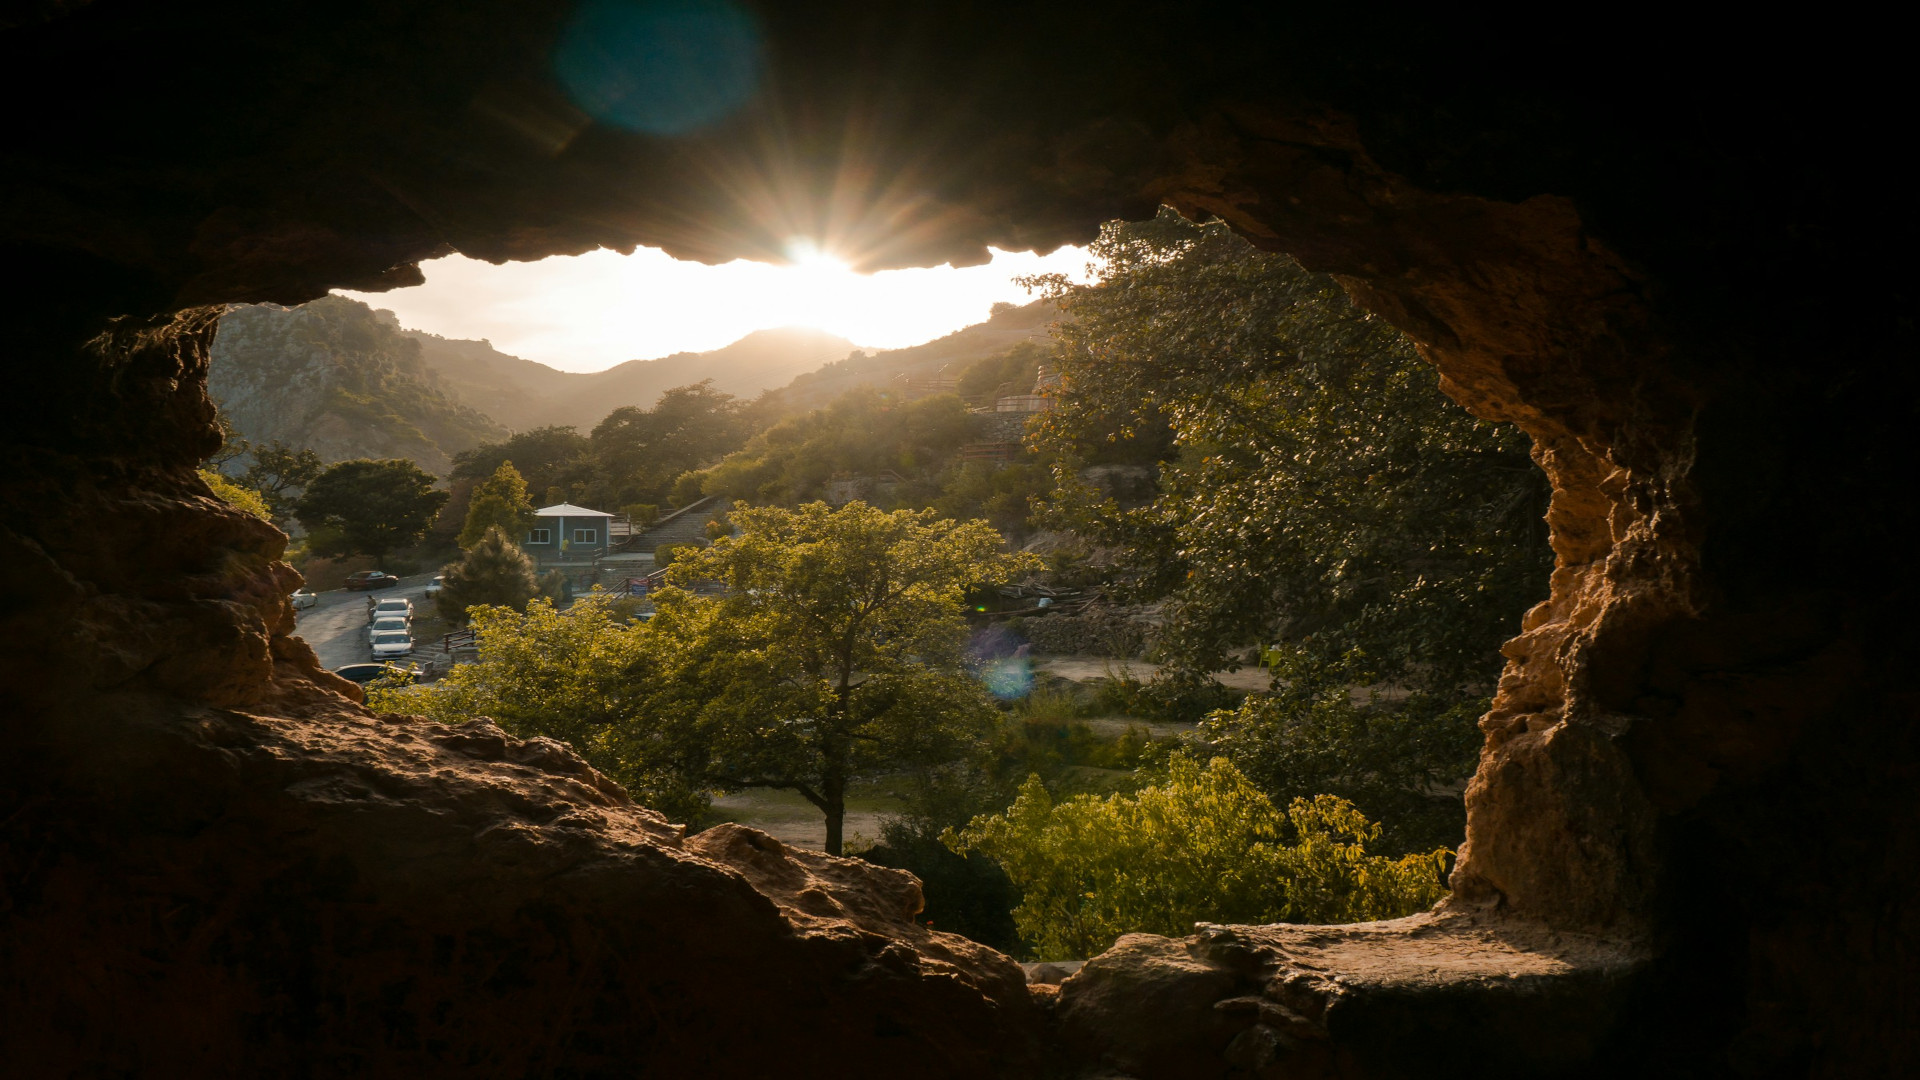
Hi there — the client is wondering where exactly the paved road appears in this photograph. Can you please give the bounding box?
[293,578,435,672]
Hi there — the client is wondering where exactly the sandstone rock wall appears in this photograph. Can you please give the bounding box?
[2,2,1912,1075]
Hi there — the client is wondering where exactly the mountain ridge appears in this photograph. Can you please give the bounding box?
[407,325,861,432]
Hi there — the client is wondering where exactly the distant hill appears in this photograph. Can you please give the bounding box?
[407,325,858,432]
[766,300,1059,410]
[210,297,508,475]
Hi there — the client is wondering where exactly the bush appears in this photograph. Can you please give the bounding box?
[655,542,695,568]
[947,755,1451,961]
[860,818,1022,953]
[1092,668,1242,726]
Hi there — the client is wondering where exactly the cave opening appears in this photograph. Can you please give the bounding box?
[3,3,1913,1077]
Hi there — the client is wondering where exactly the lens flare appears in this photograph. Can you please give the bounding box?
[981,657,1034,701]
[553,0,764,135]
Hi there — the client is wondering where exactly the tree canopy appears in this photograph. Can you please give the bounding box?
[1023,209,1552,851]
[645,501,1043,853]
[458,460,536,549]
[437,525,540,622]
[239,441,323,523]
[295,458,448,563]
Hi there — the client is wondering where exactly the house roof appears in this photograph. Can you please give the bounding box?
[534,502,614,518]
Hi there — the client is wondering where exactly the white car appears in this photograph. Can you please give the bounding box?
[424,574,445,599]
[366,616,409,645]
[367,597,413,623]
[369,627,414,660]
[290,589,318,610]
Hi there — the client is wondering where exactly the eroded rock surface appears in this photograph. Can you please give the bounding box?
[1058,917,1646,1079]
[2,3,1914,1076]
[4,695,1048,1075]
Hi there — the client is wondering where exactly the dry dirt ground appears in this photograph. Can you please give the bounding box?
[1031,656,1275,692]
[710,788,908,852]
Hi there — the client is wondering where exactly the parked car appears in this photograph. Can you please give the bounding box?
[290,588,318,610]
[366,616,409,644]
[423,574,445,599]
[345,570,401,591]
[334,662,418,686]
[369,628,414,660]
[367,596,414,622]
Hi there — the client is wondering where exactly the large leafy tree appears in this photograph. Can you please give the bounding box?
[450,425,592,500]
[295,458,449,564]
[458,460,536,549]
[648,501,1043,853]
[589,380,749,506]
[1024,209,1552,851]
[367,595,708,821]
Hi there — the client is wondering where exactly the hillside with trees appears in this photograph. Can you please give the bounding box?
[210,297,506,474]
[408,325,857,432]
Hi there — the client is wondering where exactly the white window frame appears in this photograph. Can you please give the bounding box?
[527,528,552,544]
[572,528,598,545]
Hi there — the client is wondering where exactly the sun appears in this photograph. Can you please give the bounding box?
[783,238,852,275]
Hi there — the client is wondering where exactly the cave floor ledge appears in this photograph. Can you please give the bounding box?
[1056,911,1649,1079]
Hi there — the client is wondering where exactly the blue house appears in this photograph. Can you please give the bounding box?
[524,503,615,563]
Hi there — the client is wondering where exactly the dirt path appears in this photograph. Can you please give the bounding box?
[1031,656,1274,692]
[709,787,907,852]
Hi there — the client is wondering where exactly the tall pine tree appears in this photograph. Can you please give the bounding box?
[437,525,540,622]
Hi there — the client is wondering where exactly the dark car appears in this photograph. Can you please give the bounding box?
[333,662,418,685]
[344,570,401,591]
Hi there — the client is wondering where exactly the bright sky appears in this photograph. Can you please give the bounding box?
[337,244,1090,373]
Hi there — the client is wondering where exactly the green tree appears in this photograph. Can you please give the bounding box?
[295,458,449,564]
[588,381,749,506]
[197,468,272,521]
[1023,209,1552,851]
[946,755,1450,960]
[450,425,591,500]
[368,594,708,822]
[648,501,1043,853]
[240,441,323,522]
[695,389,976,506]
[458,460,536,549]
[436,525,540,622]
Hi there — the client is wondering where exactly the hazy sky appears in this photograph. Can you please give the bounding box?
[337,244,1090,373]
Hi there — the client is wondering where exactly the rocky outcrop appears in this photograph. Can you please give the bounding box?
[1058,917,1645,1079]
[2,3,1913,1076]
[211,297,506,474]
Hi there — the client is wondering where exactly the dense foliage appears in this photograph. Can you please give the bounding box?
[1024,209,1552,851]
[947,755,1450,960]
[197,468,271,521]
[239,442,323,523]
[436,525,540,622]
[647,501,1043,853]
[295,458,449,563]
[696,390,974,505]
[458,461,536,550]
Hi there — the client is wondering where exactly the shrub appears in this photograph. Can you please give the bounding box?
[946,755,1450,960]
[655,542,694,568]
